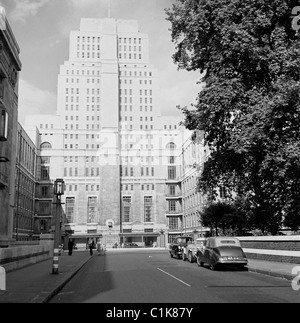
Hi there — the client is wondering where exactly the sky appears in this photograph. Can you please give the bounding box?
[0,0,202,125]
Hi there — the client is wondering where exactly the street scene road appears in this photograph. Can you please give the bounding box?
[50,249,298,303]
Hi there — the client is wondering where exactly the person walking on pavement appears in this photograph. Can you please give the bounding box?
[68,238,74,256]
[96,239,102,256]
[88,238,95,256]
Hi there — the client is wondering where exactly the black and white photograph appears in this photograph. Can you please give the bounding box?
[0,0,300,308]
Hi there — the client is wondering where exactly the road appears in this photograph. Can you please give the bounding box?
[50,249,298,304]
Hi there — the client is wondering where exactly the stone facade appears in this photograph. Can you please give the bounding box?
[13,123,37,241]
[0,7,22,247]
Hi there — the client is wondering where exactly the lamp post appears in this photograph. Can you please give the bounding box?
[52,178,65,274]
[160,229,165,248]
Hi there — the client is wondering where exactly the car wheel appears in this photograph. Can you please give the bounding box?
[196,257,204,267]
[210,264,218,271]
[188,252,193,263]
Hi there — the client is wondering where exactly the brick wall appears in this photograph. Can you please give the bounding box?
[236,236,300,264]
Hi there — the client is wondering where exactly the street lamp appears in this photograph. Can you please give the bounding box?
[52,178,65,274]
[160,229,165,248]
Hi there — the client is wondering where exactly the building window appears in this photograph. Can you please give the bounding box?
[169,217,179,230]
[168,166,176,180]
[166,142,176,150]
[88,197,97,223]
[144,196,153,222]
[40,142,52,150]
[39,201,51,215]
[169,185,176,196]
[122,196,131,223]
[168,156,175,164]
[168,200,176,212]
[41,166,50,180]
[41,186,49,197]
[66,197,76,223]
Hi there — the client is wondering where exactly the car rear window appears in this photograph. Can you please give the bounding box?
[220,240,237,244]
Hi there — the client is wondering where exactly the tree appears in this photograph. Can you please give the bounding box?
[201,201,234,236]
[166,0,300,234]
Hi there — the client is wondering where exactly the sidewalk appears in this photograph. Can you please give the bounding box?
[0,250,298,303]
[0,250,92,303]
[247,258,298,281]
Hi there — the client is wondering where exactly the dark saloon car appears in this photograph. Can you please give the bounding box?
[124,242,139,248]
[196,237,248,271]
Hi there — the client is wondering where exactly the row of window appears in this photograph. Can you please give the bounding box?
[121,105,153,112]
[120,79,152,85]
[119,53,142,60]
[77,36,101,43]
[65,115,100,121]
[77,44,100,51]
[65,96,101,103]
[118,37,142,45]
[65,104,100,112]
[120,71,152,77]
[120,166,155,177]
[66,69,100,76]
[64,124,101,130]
[65,78,100,84]
[122,184,155,191]
[66,184,99,192]
[77,52,101,59]
[120,97,153,104]
[183,213,199,229]
[119,45,142,52]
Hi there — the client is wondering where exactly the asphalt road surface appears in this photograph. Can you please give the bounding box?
[50,249,299,303]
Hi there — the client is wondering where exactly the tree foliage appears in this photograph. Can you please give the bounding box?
[166,0,300,233]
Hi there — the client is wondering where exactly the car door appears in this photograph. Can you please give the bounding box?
[203,239,213,265]
[198,239,209,263]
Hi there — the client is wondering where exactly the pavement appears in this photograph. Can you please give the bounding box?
[0,249,298,303]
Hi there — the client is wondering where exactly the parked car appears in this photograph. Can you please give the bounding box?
[196,237,248,270]
[169,236,193,259]
[124,242,139,248]
[183,237,206,263]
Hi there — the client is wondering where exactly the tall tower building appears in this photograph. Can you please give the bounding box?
[25,17,183,247]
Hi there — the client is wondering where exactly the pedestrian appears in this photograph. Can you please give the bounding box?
[88,238,95,256]
[96,239,102,256]
[68,239,74,256]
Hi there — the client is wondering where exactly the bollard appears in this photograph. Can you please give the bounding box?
[0,266,6,291]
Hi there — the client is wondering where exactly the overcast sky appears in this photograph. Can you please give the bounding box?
[0,0,202,125]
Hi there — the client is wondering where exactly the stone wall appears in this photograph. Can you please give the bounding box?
[236,236,300,264]
[0,235,54,272]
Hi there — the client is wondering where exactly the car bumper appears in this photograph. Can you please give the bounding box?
[217,259,248,265]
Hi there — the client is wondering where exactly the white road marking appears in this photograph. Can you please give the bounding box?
[157,268,191,287]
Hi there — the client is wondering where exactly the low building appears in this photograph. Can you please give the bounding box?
[13,124,37,241]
